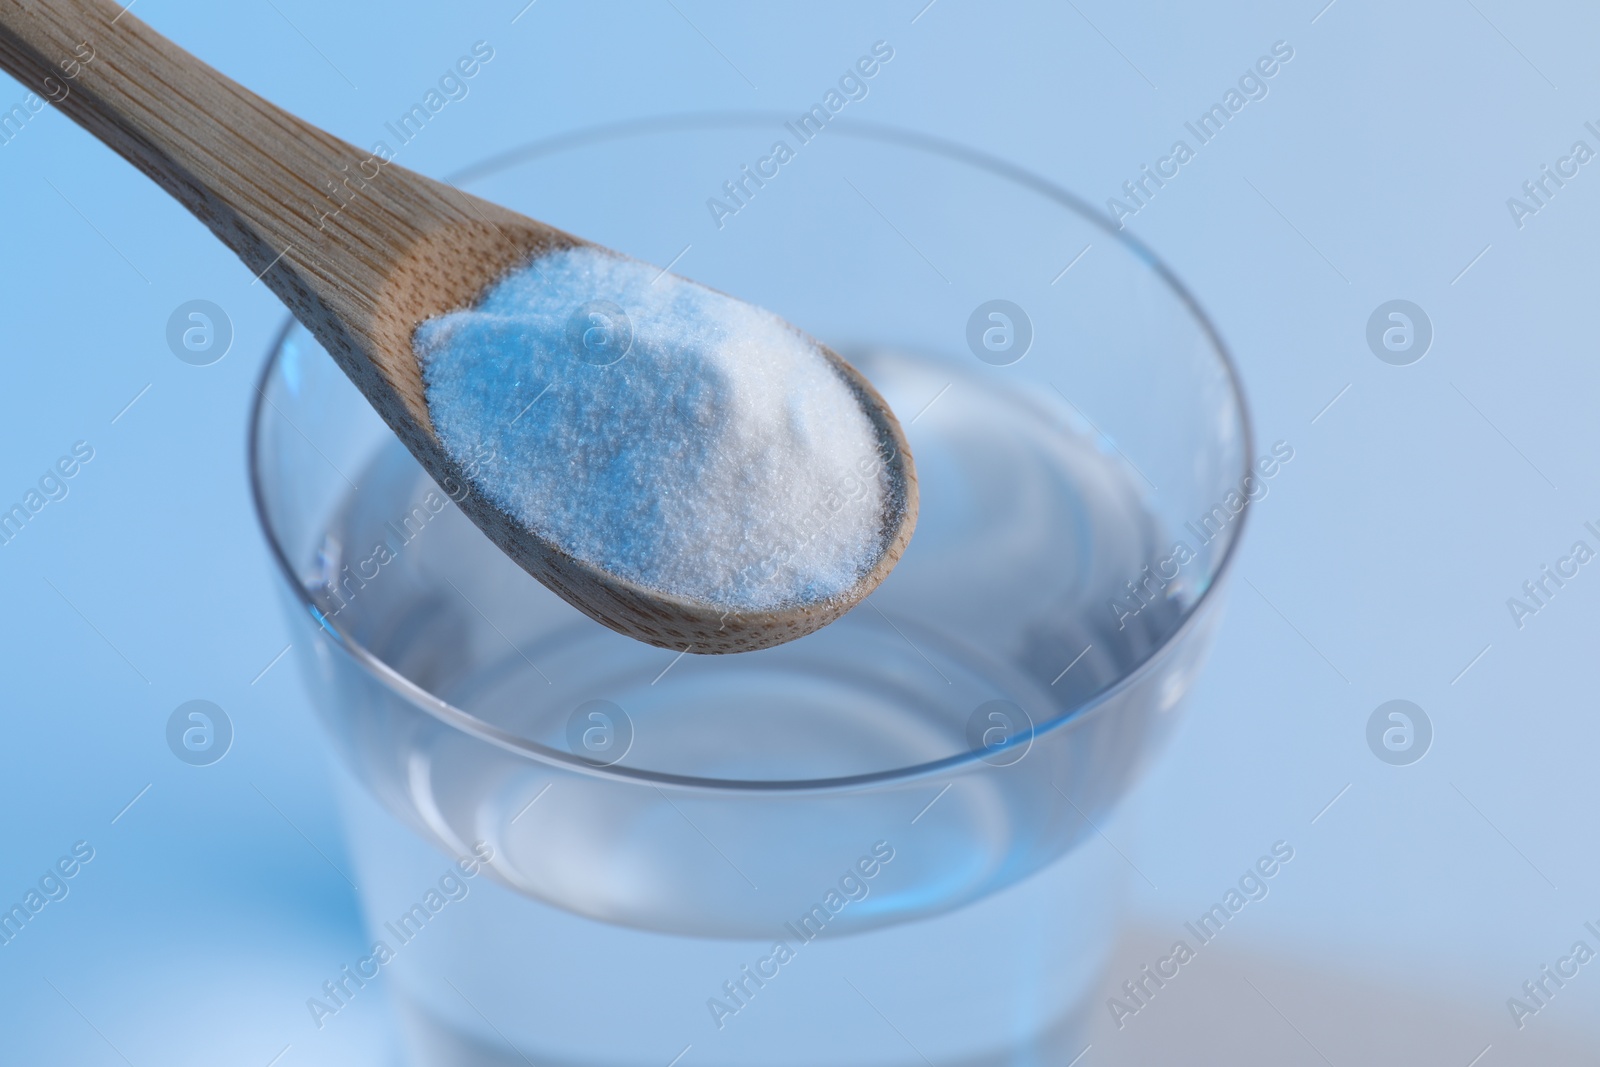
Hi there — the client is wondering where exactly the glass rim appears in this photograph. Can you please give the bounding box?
[247,111,1255,795]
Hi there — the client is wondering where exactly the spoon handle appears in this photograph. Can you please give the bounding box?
[0,1,411,298]
[0,0,542,428]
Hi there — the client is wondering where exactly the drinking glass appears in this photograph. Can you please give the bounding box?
[250,114,1251,1066]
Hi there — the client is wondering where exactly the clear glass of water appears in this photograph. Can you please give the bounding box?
[250,116,1251,1066]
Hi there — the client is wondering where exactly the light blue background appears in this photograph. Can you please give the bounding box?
[2,1,1597,1063]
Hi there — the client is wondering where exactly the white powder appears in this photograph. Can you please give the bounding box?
[415,246,892,611]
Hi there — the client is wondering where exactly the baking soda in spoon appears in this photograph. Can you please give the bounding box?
[416,246,893,612]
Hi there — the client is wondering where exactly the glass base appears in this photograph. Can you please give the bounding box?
[333,762,1122,1067]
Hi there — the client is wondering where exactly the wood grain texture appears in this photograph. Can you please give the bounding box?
[0,0,918,653]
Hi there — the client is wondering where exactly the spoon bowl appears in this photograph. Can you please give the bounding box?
[365,217,919,653]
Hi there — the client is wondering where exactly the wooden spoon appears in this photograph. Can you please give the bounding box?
[0,0,917,654]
